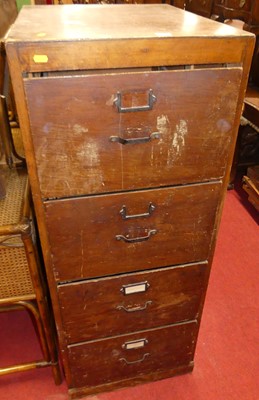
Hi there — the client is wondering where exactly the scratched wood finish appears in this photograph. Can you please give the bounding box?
[44,182,220,281]
[6,5,252,73]
[58,262,207,343]
[67,321,198,389]
[5,4,255,398]
[25,68,241,198]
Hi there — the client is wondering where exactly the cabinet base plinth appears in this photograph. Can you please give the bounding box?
[68,362,194,399]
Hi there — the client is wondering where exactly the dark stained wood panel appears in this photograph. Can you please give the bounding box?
[25,67,241,198]
[67,321,198,389]
[58,262,207,343]
[5,4,255,397]
[44,182,221,281]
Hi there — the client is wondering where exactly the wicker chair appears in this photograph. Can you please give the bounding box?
[0,94,61,383]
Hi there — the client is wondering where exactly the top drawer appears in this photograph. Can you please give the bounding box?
[24,67,242,199]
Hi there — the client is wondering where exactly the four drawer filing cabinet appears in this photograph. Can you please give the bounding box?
[6,5,254,399]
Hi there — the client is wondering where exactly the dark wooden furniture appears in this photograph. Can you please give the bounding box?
[6,4,254,399]
[211,0,259,87]
[180,0,259,28]
[175,0,259,86]
[239,87,259,167]
[241,87,259,210]
[175,0,259,185]
[184,0,213,17]
[243,166,259,210]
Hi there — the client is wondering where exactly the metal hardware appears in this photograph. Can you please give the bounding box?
[114,89,156,113]
[116,229,157,243]
[239,0,246,7]
[116,300,152,313]
[119,353,150,365]
[109,131,160,145]
[120,203,155,220]
[240,116,259,134]
[120,281,150,295]
[122,338,148,350]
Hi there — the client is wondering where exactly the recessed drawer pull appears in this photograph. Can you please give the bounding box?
[109,131,160,146]
[120,203,156,220]
[116,229,157,243]
[114,89,156,113]
[116,300,152,313]
[119,353,150,365]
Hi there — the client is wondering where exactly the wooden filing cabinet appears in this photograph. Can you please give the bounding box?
[6,4,254,399]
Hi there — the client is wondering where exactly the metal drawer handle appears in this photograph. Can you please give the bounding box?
[116,229,157,243]
[114,89,156,113]
[120,203,155,220]
[109,131,160,145]
[116,301,152,313]
[119,353,150,365]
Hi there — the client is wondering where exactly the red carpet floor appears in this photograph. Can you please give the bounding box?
[0,185,258,400]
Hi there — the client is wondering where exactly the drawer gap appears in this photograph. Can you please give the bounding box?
[43,179,222,203]
[23,62,241,79]
[57,260,208,287]
[67,319,198,348]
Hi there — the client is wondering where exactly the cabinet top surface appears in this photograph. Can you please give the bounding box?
[6,4,252,44]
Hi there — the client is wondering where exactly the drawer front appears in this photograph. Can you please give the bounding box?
[58,262,207,343]
[44,182,221,282]
[67,321,198,389]
[24,67,242,198]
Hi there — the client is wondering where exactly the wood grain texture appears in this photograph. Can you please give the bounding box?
[58,262,207,343]
[67,321,198,389]
[25,67,241,198]
[45,182,221,281]
[7,4,251,42]
[5,5,254,73]
[5,4,255,397]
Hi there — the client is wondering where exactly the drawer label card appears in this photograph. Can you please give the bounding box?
[121,281,150,295]
[122,338,148,350]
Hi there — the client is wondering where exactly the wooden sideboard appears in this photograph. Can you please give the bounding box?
[6,4,254,399]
